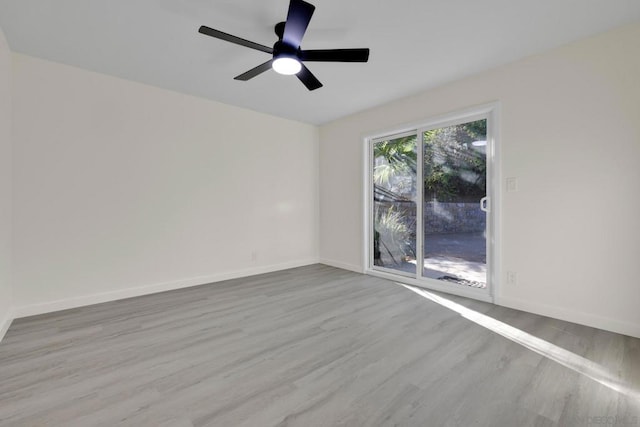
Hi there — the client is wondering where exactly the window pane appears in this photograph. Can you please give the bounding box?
[422,119,487,288]
[373,135,417,274]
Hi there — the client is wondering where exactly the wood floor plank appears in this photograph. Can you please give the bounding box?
[0,264,638,426]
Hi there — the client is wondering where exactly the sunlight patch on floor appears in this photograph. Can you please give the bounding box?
[408,256,486,284]
[400,283,640,401]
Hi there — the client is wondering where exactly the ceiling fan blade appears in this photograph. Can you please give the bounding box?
[297,64,323,91]
[199,26,273,54]
[282,0,315,48]
[234,60,274,81]
[301,48,370,62]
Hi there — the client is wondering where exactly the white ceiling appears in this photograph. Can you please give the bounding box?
[1,1,639,125]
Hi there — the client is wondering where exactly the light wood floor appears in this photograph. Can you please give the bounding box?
[0,265,638,426]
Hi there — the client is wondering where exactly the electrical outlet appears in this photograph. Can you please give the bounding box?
[506,177,519,192]
[506,271,517,286]
[251,251,258,262]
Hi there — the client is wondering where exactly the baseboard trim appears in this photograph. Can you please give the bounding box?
[320,259,364,274]
[496,296,640,339]
[10,261,638,340]
[13,258,320,319]
[0,308,14,343]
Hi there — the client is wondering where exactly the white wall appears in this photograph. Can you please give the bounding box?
[12,54,319,313]
[0,24,12,338]
[319,23,640,338]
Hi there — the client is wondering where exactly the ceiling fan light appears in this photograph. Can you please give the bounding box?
[272,56,302,75]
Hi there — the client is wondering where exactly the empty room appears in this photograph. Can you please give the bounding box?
[0,0,639,426]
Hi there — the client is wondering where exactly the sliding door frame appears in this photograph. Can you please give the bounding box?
[364,102,501,303]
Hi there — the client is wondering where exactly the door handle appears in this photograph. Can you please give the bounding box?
[480,197,489,212]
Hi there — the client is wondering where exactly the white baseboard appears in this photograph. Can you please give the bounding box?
[320,258,364,274]
[13,258,320,319]
[9,260,639,341]
[0,308,14,343]
[496,296,640,339]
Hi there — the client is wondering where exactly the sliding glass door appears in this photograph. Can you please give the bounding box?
[368,108,495,299]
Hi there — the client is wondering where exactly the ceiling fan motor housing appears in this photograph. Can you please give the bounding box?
[273,40,300,61]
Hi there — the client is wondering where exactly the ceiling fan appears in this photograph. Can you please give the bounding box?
[198,0,370,91]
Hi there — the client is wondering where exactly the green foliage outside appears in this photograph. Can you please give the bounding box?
[373,120,486,202]
[373,204,414,266]
[423,120,486,202]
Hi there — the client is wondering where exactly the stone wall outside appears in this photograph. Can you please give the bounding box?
[377,201,485,234]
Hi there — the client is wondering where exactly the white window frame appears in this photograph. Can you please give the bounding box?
[363,102,501,303]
